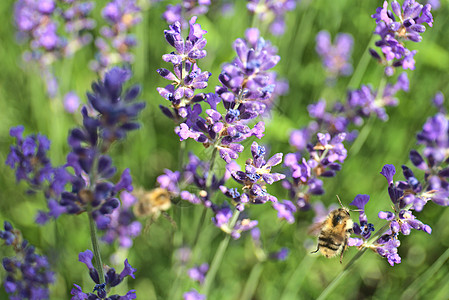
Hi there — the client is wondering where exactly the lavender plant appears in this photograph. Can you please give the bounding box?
[5,66,144,298]
[370,0,433,76]
[3,0,448,299]
[70,249,136,299]
[347,103,449,266]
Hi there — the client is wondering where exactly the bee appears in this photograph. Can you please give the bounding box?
[311,196,354,263]
[133,187,172,219]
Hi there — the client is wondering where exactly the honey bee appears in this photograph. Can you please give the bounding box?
[133,187,172,218]
[311,196,354,263]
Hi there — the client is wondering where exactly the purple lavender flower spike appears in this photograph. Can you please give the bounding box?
[349,195,375,239]
[102,191,142,248]
[1,223,55,299]
[14,0,94,97]
[371,0,433,74]
[316,31,354,79]
[158,17,210,121]
[72,251,136,299]
[377,238,401,266]
[91,0,141,74]
[187,263,209,284]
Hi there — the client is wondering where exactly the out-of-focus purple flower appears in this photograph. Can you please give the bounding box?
[187,263,209,284]
[1,222,55,299]
[102,191,142,248]
[90,0,141,74]
[247,0,297,35]
[269,247,289,261]
[316,31,354,79]
[183,289,206,300]
[29,67,145,229]
[14,0,94,97]
[163,1,211,27]
[273,200,296,223]
[427,0,440,9]
[231,218,258,240]
[72,250,136,299]
[370,0,433,74]
[6,125,53,188]
[64,91,80,113]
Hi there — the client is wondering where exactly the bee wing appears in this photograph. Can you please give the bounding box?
[307,220,325,236]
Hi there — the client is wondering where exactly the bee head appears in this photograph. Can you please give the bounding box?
[332,208,350,226]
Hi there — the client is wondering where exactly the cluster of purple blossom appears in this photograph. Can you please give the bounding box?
[158,21,286,164]
[282,0,429,217]
[13,0,142,97]
[156,17,288,238]
[347,93,449,266]
[14,0,95,97]
[370,0,434,76]
[5,67,144,298]
[316,30,354,80]
[90,0,142,74]
[163,0,211,27]
[71,249,136,299]
[0,222,55,300]
[7,67,145,231]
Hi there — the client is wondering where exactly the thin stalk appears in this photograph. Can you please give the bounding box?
[191,206,207,248]
[88,210,105,283]
[205,147,218,190]
[316,248,367,300]
[202,210,241,297]
[349,116,374,156]
[349,74,386,155]
[280,255,316,300]
[347,34,377,89]
[240,262,264,300]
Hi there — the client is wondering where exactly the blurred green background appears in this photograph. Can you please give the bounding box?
[1,0,449,299]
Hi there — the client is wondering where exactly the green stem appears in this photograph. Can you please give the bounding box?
[202,210,241,297]
[205,147,218,190]
[240,262,264,300]
[280,255,316,300]
[191,206,207,248]
[347,34,377,89]
[88,210,105,284]
[349,116,374,156]
[316,248,367,300]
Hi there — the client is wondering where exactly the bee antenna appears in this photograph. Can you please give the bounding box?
[350,209,364,212]
[336,195,344,207]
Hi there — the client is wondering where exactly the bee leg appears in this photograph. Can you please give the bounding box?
[311,244,320,254]
[340,238,348,264]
